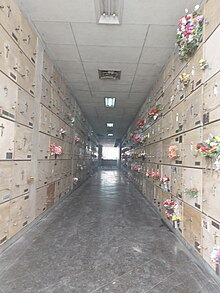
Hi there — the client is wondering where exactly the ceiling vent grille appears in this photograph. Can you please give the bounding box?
[98,70,121,80]
[94,0,124,24]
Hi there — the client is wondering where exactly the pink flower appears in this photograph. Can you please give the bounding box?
[74,137,81,142]
[55,146,62,156]
[50,144,56,153]
[197,15,204,23]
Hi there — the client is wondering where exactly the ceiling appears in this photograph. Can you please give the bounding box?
[18,0,198,145]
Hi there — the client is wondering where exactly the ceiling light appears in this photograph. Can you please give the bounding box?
[94,0,124,25]
[104,97,116,108]
[108,133,113,137]
[107,122,114,127]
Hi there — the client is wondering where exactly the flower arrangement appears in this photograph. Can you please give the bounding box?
[137,151,146,160]
[152,172,160,180]
[73,177,79,185]
[196,136,220,158]
[146,170,152,178]
[131,164,142,172]
[27,176,34,184]
[59,128,66,139]
[74,136,81,143]
[136,119,145,128]
[179,73,190,86]
[185,187,199,198]
[199,59,208,70]
[210,246,220,264]
[160,175,170,192]
[214,158,220,172]
[176,7,204,60]
[163,200,181,222]
[163,199,177,209]
[168,145,178,159]
[148,104,162,121]
[160,175,170,184]
[50,144,62,156]
[133,131,143,143]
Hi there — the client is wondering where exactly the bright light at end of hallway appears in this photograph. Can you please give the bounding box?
[102,146,119,160]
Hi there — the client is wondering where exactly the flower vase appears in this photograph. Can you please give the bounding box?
[214,157,220,172]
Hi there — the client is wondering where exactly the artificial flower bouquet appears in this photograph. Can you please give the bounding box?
[163,199,176,209]
[133,130,143,143]
[73,177,79,185]
[74,136,81,143]
[211,246,220,264]
[148,104,163,121]
[59,128,66,139]
[137,151,146,160]
[168,145,178,159]
[146,170,152,178]
[199,59,208,70]
[185,187,199,198]
[179,73,190,87]
[176,7,204,60]
[136,119,145,128]
[160,175,170,184]
[50,143,62,156]
[131,164,142,172]
[152,172,160,180]
[196,136,220,158]
[160,175,170,192]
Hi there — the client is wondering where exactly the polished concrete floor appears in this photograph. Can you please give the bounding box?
[0,170,220,293]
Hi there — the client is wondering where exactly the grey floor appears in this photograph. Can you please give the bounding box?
[0,171,220,293]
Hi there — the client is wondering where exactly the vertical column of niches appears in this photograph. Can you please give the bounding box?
[0,0,38,245]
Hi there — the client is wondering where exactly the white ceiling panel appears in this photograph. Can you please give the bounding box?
[136,63,163,77]
[46,44,80,61]
[18,0,96,22]
[71,23,148,47]
[63,73,87,84]
[79,46,142,63]
[123,0,198,25]
[55,61,84,74]
[145,25,177,48]
[67,81,90,91]
[34,22,75,44]
[140,47,173,65]
[133,74,157,85]
[90,83,131,93]
[131,81,152,93]
[128,93,147,100]
[74,91,92,100]
[77,98,104,107]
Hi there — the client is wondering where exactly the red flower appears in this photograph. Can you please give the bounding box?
[196,143,202,148]
[201,146,208,152]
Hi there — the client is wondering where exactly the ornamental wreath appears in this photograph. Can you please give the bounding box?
[176,7,204,60]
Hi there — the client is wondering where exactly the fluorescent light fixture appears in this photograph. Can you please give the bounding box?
[104,97,116,108]
[108,133,113,137]
[94,0,124,24]
[107,122,114,127]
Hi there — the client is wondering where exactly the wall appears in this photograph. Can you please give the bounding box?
[0,0,98,249]
[122,0,220,279]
